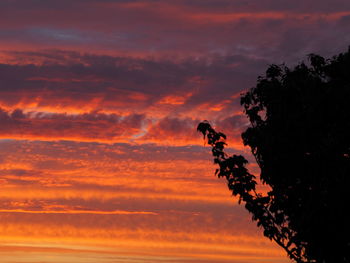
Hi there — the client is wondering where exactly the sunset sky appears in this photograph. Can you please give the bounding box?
[1,1,350,262]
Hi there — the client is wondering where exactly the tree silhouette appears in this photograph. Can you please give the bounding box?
[197,47,350,263]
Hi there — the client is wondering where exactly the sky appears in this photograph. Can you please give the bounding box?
[0,0,350,262]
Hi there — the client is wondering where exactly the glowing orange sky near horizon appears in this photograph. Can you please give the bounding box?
[1,0,350,262]
[0,138,287,263]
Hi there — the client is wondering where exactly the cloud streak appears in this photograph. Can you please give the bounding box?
[0,108,147,142]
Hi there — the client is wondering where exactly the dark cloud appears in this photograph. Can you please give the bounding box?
[0,107,146,142]
[0,169,43,177]
[0,50,264,118]
[1,0,350,13]
[1,0,349,58]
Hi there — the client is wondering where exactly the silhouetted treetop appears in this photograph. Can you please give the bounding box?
[198,47,350,263]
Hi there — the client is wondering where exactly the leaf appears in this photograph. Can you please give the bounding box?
[217,132,227,140]
[196,121,211,138]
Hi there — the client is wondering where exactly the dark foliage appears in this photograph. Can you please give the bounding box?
[197,47,350,263]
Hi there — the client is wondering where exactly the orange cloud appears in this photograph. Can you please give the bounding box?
[0,209,157,215]
[0,214,287,263]
[158,92,193,105]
